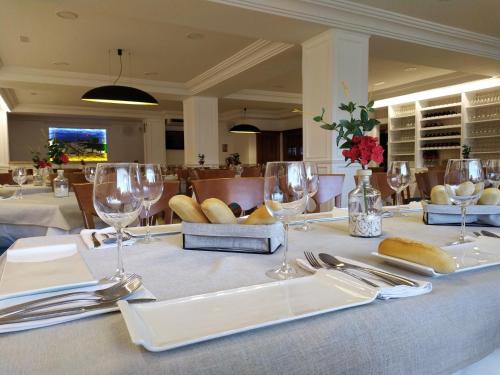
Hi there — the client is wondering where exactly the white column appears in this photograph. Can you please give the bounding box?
[143,117,166,164]
[302,29,370,206]
[0,95,10,170]
[183,97,219,167]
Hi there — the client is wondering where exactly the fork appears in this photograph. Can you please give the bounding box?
[304,251,379,288]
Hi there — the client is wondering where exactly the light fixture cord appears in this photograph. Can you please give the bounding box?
[113,49,123,85]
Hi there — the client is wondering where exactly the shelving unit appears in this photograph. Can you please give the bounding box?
[388,103,416,167]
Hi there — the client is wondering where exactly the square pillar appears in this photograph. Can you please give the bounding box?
[143,117,166,164]
[302,29,370,206]
[183,97,219,167]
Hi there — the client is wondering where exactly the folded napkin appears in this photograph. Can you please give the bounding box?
[0,187,15,199]
[296,256,431,300]
[0,284,155,333]
[385,201,423,213]
[80,227,136,250]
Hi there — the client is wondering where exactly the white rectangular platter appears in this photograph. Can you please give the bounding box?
[0,243,96,300]
[118,269,378,352]
[372,236,500,277]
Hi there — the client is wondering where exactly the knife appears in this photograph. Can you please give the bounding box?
[0,298,156,325]
[481,230,500,239]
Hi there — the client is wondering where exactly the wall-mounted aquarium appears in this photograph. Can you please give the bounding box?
[48,127,108,162]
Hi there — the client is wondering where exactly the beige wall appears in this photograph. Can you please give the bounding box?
[8,113,144,163]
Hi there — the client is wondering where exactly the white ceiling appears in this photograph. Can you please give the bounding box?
[0,0,498,113]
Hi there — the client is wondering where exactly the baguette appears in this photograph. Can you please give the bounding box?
[168,195,208,223]
[243,205,276,225]
[378,237,456,274]
[201,198,237,224]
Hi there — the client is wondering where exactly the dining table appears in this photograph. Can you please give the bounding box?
[1,183,52,195]
[0,192,84,249]
[1,212,500,375]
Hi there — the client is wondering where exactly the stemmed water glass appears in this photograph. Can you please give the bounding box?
[296,162,319,232]
[138,164,164,243]
[264,161,308,280]
[93,163,143,281]
[485,160,500,189]
[11,167,27,199]
[386,161,411,215]
[84,166,96,183]
[444,159,484,245]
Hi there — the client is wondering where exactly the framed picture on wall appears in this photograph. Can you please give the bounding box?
[48,127,108,162]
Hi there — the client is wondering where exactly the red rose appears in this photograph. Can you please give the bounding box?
[60,154,69,164]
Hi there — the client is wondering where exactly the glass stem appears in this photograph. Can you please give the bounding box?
[459,204,467,243]
[281,223,289,269]
[396,191,403,207]
[115,228,125,277]
[145,203,151,241]
[19,184,23,199]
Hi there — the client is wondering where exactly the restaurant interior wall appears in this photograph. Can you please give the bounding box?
[7,114,144,164]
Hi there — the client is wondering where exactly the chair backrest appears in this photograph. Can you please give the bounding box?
[0,173,14,185]
[242,166,261,177]
[73,183,97,229]
[415,170,445,199]
[191,177,264,212]
[312,174,345,211]
[140,181,180,225]
[194,169,237,180]
[358,172,411,204]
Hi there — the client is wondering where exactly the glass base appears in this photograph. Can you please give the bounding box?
[265,263,300,280]
[104,271,135,283]
[137,236,161,244]
[294,222,312,232]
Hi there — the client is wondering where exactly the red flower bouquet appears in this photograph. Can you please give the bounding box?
[342,135,384,167]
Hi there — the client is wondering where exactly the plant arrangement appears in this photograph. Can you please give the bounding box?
[225,153,241,167]
[31,151,52,169]
[197,153,205,166]
[47,139,69,166]
[462,144,471,159]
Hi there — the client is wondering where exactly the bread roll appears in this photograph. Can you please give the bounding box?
[430,185,451,205]
[168,195,208,223]
[200,198,237,224]
[378,237,456,274]
[455,181,475,196]
[478,188,500,205]
[244,205,276,225]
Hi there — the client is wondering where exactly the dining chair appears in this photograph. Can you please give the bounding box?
[73,183,98,229]
[312,174,345,212]
[0,173,14,185]
[241,166,261,177]
[191,177,264,213]
[193,169,237,180]
[415,170,445,199]
[139,181,180,225]
[357,172,411,205]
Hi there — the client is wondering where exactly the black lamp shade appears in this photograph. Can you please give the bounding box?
[229,124,261,134]
[81,85,158,106]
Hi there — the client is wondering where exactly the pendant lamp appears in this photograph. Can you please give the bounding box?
[230,108,261,134]
[81,49,158,106]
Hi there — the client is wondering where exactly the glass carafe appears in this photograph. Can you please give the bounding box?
[53,170,69,198]
[348,169,382,237]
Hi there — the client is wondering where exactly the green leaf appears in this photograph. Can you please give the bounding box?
[336,133,343,146]
[313,116,322,122]
[353,128,363,136]
[367,100,374,108]
[340,141,352,149]
[339,103,349,111]
[320,124,335,130]
[360,109,368,123]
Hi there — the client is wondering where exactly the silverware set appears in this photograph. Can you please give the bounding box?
[474,230,500,239]
[91,231,132,247]
[0,274,146,325]
[304,251,417,288]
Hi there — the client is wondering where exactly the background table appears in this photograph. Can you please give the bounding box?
[1,214,499,375]
[1,184,52,195]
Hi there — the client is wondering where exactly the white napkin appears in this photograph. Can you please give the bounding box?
[80,227,136,250]
[385,201,423,213]
[0,187,15,199]
[296,256,432,300]
[0,284,155,333]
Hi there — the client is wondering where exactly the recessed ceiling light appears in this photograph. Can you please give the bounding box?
[374,81,385,86]
[19,35,30,43]
[404,67,417,72]
[143,71,158,76]
[56,11,78,20]
[53,61,69,66]
[186,32,204,40]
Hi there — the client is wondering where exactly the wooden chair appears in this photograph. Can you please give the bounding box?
[73,183,98,229]
[139,181,180,225]
[193,169,237,180]
[191,177,264,213]
[242,166,261,177]
[415,170,445,199]
[0,173,14,185]
[357,172,411,205]
[312,174,345,212]
[49,172,87,191]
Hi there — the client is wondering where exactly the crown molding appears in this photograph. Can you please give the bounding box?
[186,39,293,95]
[0,88,18,111]
[220,107,300,121]
[210,0,500,60]
[224,89,302,104]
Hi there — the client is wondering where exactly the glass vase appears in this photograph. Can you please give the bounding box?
[348,169,382,237]
[53,169,69,198]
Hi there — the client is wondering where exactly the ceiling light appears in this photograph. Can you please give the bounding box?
[53,61,69,66]
[404,67,417,72]
[230,108,261,134]
[374,81,385,86]
[19,35,30,43]
[56,11,78,20]
[186,32,204,40]
[81,49,158,106]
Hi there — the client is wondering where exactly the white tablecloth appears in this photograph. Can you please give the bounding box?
[0,214,499,374]
[1,184,52,195]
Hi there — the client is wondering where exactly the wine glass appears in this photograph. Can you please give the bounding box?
[485,160,500,189]
[11,167,27,199]
[386,161,411,215]
[138,164,164,243]
[444,159,484,245]
[264,161,308,280]
[295,162,319,232]
[93,163,143,281]
[84,166,96,183]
